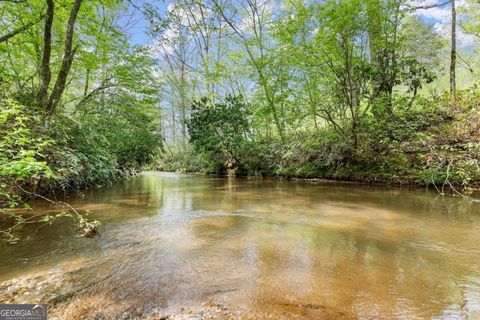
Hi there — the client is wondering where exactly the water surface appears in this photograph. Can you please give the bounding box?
[1,172,480,319]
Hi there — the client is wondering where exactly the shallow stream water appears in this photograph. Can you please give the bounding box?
[1,172,480,319]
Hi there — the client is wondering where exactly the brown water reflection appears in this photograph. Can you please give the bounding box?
[1,172,480,319]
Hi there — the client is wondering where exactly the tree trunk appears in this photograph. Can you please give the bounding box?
[450,0,456,101]
[36,0,54,109]
[46,0,83,115]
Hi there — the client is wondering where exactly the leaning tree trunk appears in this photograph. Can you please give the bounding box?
[450,0,456,101]
[46,0,83,115]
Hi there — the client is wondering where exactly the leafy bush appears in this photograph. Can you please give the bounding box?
[0,96,163,198]
[187,96,251,173]
[46,104,162,190]
[0,99,54,205]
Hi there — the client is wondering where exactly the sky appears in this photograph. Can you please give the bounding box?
[121,0,171,46]
[413,0,476,48]
[121,0,476,49]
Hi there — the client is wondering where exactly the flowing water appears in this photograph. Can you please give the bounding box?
[1,172,480,319]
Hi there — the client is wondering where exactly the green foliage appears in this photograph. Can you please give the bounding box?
[0,0,163,194]
[0,99,54,209]
[165,88,480,191]
[0,96,161,242]
[0,99,53,182]
[187,96,251,173]
[154,144,208,173]
[46,104,162,190]
[0,99,118,242]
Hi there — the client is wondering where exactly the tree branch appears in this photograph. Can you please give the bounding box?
[0,14,45,43]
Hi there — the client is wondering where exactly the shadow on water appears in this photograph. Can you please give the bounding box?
[1,172,480,319]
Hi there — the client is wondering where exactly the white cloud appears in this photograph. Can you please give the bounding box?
[417,7,450,22]
[407,0,476,48]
